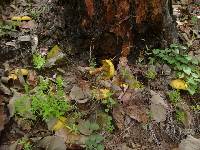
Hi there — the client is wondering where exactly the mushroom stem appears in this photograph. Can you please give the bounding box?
[89,67,104,75]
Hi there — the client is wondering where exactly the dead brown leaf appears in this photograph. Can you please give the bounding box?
[112,105,125,129]
[124,105,148,123]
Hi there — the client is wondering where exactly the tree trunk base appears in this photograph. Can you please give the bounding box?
[64,0,177,62]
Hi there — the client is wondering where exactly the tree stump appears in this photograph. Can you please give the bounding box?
[64,0,177,61]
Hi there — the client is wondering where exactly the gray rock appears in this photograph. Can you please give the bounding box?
[150,91,168,122]
[18,35,31,42]
[179,135,200,150]
[0,83,12,95]
[69,85,91,102]
[163,64,171,75]
[150,103,167,122]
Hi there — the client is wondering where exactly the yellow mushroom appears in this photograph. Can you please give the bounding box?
[11,16,32,21]
[8,74,18,80]
[89,59,115,79]
[170,79,188,90]
[11,16,22,21]
[21,16,32,21]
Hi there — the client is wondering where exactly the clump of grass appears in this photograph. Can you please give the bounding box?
[175,109,186,124]
[167,90,181,105]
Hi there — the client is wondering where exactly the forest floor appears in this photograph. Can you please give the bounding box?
[0,0,200,150]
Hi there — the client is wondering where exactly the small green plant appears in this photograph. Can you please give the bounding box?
[89,57,97,68]
[104,115,114,132]
[191,104,200,112]
[14,76,71,121]
[153,44,200,94]
[167,90,181,105]
[191,16,198,25]
[33,53,46,69]
[31,76,70,121]
[85,134,104,150]
[18,138,32,150]
[120,66,143,89]
[145,68,157,79]
[101,91,116,112]
[0,21,19,37]
[96,112,115,133]
[175,109,186,123]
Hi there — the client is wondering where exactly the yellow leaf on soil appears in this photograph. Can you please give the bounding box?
[14,69,29,76]
[170,79,188,90]
[52,117,67,131]
[8,74,18,80]
[92,88,110,100]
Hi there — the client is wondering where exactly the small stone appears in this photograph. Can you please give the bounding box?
[0,83,12,95]
[179,135,200,150]
[18,35,31,42]
[150,103,167,122]
[150,90,168,122]
[163,64,171,75]
[69,86,85,100]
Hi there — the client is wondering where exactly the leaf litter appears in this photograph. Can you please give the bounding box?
[0,0,200,150]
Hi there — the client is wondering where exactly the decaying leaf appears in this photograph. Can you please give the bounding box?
[7,90,23,117]
[170,79,188,90]
[92,88,110,100]
[55,128,87,145]
[45,45,65,68]
[124,105,147,123]
[36,136,66,150]
[8,69,29,81]
[112,105,125,129]
[0,95,7,132]
[27,70,37,87]
[51,117,67,131]
[47,45,61,59]
[89,59,115,79]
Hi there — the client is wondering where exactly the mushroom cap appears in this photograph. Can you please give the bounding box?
[170,79,188,90]
[101,59,115,79]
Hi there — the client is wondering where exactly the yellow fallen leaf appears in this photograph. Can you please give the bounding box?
[170,79,188,90]
[14,69,29,76]
[92,88,110,100]
[11,16,21,21]
[21,16,32,21]
[52,117,66,131]
[8,74,18,80]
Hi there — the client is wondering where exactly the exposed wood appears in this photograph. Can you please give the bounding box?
[64,0,177,60]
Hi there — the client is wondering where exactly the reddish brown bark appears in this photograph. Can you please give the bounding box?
[65,0,176,60]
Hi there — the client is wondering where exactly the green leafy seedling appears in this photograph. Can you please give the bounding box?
[18,138,32,150]
[33,53,46,69]
[85,134,104,150]
[152,44,200,95]
[167,90,181,105]
[175,109,186,124]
